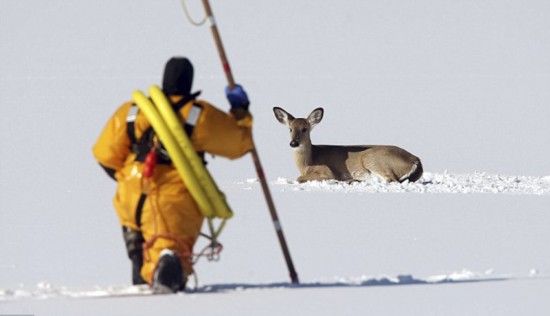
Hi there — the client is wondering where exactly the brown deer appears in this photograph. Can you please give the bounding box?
[273,107,423,183]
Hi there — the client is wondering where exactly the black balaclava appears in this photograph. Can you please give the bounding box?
[162,57,194,95]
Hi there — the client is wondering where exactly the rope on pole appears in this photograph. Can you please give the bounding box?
[180,0,207,26]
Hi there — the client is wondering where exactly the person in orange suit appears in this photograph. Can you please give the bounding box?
[93,57,253,293]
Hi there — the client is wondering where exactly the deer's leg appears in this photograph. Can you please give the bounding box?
[382,174,399,182]
[363,158,401,182]
[367,168,399,182]
[297,165,334,183]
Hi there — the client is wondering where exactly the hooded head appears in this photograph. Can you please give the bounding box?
[162,57,194,95]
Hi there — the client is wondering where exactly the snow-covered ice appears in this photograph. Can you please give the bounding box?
[275,172,550,195]
[1,0,549,315]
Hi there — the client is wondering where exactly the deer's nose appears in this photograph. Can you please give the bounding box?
[290,140,299,148]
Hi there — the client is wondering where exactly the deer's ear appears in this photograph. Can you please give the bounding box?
[273,107,294,125]
[307,107,324,128]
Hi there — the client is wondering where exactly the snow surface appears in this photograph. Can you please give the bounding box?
[1,0,550,315]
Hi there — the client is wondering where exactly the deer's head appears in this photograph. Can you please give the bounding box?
[273,107,324,148]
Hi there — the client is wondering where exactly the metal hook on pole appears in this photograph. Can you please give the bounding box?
[199,0,299,284]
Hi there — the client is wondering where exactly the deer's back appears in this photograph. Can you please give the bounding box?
[312,144,421,180]
[312,144,418,161]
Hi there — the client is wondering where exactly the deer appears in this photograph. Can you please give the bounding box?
[273,107,423,183]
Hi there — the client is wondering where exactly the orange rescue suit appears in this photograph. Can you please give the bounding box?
[93,96,253,283]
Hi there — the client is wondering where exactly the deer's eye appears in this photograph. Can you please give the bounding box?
[302,128,307,133]
[289,128,293,132]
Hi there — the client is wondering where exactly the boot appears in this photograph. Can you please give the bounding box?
[122,226,146,285]
[130,254,146,285]
[152,249,186,294]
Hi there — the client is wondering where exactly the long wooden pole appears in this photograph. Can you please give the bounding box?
[200,0,299,284]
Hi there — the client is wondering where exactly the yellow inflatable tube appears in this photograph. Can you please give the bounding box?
[131,90,215,218]
[149,85,233,219]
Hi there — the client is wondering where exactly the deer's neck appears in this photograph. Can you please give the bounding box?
[293,141,313,173]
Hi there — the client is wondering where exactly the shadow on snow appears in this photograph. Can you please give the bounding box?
[193,274,511,294]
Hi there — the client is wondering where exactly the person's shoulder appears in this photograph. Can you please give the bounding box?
[118,100,136,111]
[193,99,213,107]
[108,101,135,119]
[192,99,221,112]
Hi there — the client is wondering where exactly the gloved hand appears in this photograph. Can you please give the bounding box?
[225,84,250,111]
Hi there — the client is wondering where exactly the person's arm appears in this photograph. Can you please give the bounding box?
[187,85,254,159]
[92,103,133,179]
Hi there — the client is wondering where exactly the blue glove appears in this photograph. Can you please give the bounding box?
[225,84,250,111]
